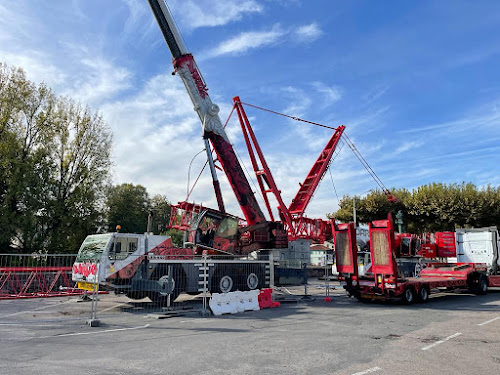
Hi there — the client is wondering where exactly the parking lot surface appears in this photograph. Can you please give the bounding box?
[1,283,499,375]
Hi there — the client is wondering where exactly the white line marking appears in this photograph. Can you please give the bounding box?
[99,303,128,313]
[351,367,381,375]
[477,317,500,326]
[36,324,150,339]
[421,332,462,351]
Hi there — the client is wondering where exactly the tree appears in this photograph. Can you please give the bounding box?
[149,194,172,234]
[107,183,149,233]
[0,63,112,253]
[330,183,500,232]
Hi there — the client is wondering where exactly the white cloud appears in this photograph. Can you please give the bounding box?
[312,81,342,106]
[295,22,323,42]
[401,103,500,134]
[394,141,423,154]
[1,51,66,88]
[168,0,263,30]
[204,25,285,58]
[203,21,323,59]
[63,57,132,106]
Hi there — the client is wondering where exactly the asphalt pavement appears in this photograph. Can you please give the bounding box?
[0,283,499,375]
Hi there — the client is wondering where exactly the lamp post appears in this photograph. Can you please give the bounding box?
[353,197,356,229]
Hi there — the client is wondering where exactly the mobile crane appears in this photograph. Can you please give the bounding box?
[72,0,350,303]
[147,0,288,254]
[73,0,288,303]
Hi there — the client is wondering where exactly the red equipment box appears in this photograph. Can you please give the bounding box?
[435,232,456,258]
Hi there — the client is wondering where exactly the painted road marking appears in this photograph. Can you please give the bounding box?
[351,367,381,375]
[36,324,150,339]
[421,332,462,351]
[477,317,500,326]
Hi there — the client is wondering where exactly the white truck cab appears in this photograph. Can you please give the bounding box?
[456,227,500,274]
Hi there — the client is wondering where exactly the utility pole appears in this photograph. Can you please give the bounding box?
[353,197,357,229]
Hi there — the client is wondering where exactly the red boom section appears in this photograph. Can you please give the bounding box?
[288,125,345,216]
[207,132,267,226]
[232,97,293,230]
[332,221,358,275]
[0,266,80,299]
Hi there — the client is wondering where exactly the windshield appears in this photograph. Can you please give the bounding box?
[76,234,113,261]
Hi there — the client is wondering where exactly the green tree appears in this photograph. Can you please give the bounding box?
[107,183,149,233]
[0,63,112,253]
[149,194,171,234]
[330,183,500,232]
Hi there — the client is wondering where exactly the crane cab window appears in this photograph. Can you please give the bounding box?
[216,217,238,239]
[195,216,221,246]
[109,237,138,260]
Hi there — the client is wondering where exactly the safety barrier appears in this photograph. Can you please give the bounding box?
[209,290,261,316]
[258,288,280,309]
[0,253,82,299]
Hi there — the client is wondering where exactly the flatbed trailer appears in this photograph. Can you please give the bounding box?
[333,216,499,304]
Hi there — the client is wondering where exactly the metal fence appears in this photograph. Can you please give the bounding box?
[0,253,82,299]
[1,251,330,322]
[106,253,276,312]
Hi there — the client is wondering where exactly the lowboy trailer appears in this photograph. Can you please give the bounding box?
[333,216,500,304]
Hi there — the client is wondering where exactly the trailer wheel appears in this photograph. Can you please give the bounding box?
[477,275,488,295]
[403,287,416,304]
[417,286,429,303]
[468,274,488,295]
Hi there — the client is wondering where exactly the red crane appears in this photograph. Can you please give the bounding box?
[148,0,287,254]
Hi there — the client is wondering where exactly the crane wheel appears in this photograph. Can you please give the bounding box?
[211,267,235,294]
[242,266,265,291]
[149,265,185,305]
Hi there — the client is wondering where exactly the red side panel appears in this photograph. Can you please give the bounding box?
[369,214,398,276]
[435,232,456,258]
[489,275,500,287]
[332,221,358,275]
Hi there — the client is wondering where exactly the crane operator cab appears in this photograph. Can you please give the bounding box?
[189,209,240,254]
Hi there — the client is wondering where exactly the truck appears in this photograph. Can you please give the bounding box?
[333,215,500,304]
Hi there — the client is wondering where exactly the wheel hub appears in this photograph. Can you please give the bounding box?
[247,273,259,290]
[219,275,233,293]
[158,275,175,296]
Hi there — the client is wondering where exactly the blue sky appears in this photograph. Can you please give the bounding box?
[1,0,499,220]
